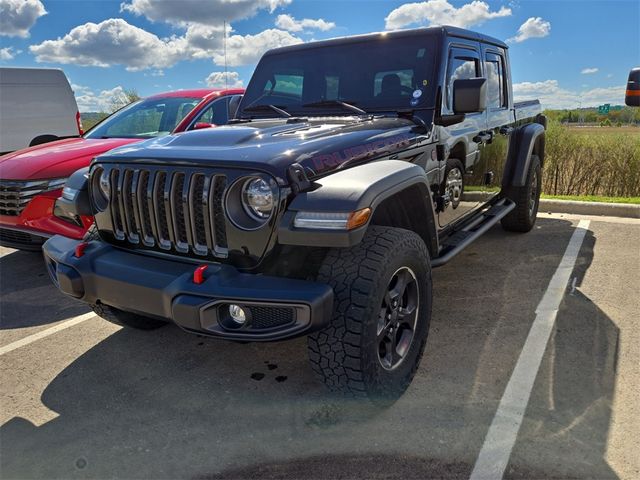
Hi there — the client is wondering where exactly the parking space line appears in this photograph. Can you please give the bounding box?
[0,312,95,356]
[469,219,591,480]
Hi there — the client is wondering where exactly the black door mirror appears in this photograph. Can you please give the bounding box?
[453,78,487,114]
[625,67,640,107]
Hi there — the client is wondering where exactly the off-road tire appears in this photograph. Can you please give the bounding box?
[501,154,541,233]
[91,303,167,330]
[307,226,432,406]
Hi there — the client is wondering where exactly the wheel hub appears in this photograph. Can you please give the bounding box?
[377,267,419,371]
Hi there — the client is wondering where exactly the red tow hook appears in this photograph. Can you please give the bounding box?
[74,242,89,258]
[193,264,208,285]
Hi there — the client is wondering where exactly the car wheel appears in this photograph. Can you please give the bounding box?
[501,154,541,233]
[307,226,432,406]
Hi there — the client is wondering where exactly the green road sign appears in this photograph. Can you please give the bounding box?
[598,104,610,114]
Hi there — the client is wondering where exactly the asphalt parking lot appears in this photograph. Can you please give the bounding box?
[1,212,638,480]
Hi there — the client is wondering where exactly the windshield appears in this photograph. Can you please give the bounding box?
[84,96,201,139]
[238,35,437,118]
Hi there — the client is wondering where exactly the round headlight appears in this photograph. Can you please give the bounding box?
[242,178,274,220]
[98,169,111,200]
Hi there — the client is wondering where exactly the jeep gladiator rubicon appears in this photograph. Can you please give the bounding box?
[44,26,545,403]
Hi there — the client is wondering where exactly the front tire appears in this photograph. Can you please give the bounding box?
[307,227,432,405]
[501,154,541,232]
[91,303,167,330]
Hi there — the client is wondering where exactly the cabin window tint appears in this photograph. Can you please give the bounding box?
[485,53,506,108]
[193,97,230,126]
[446,53,479,108]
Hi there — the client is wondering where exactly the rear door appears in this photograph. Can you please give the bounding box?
[478,45,514,201]
[438,41,486,227]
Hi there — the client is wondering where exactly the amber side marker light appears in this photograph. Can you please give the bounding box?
[293,208,372,230]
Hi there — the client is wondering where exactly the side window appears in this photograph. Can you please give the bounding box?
[373,69,414,98]
[192,97,229,126]
[446,51,479,109]
[485,53,506,108]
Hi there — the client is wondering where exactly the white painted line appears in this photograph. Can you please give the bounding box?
[469,219,591,480]
[0,312,95,356]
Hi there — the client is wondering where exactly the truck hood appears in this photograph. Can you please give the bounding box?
[0,137,140,180]
[97,116,432,182]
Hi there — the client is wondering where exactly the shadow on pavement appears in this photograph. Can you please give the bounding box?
[0,250,89,329]
[0,218,620,479]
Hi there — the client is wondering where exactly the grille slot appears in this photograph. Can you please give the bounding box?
[107,167,229,257]
[248,306,295,330]
[0,180,51,216]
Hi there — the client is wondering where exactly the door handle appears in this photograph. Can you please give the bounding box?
[473,131,493,143]
[499,126,514,135]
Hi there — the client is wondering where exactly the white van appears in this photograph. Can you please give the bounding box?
[0,67,83,154]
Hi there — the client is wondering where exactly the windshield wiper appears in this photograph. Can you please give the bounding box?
[242,103,291,118]
[302,100,368,116]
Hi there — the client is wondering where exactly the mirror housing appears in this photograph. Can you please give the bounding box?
[625,67,640,107]
[193,122,216,130]
[453,78,487,114]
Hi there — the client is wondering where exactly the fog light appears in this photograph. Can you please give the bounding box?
[229,304,247,324]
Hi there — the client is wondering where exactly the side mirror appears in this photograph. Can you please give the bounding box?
[193,122,216,130]
[625,67,640,107]
[453,78,487,114]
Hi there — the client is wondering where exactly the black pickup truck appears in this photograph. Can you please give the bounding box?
[45,26,545,403]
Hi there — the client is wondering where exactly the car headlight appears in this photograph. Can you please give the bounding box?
[90,167,110,211]
[242,178,274,220]
[44,178,69,192]
[226,176,277,230]
[98,169,110,200]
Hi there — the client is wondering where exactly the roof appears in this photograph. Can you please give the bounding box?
[146,88,244,100]
[265,25,507,57]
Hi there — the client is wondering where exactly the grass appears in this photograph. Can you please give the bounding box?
[540,194,640,204]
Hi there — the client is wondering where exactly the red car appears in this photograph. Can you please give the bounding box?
[0,88,243,250]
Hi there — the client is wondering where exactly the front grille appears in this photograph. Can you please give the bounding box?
[106,167,229,257]
[249,306,295,330]
[0,180,50,216]
[0,228,45,247]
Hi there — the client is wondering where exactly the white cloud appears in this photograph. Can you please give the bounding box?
[211,29,302,66]
[72,84,128,112]
[384,0,511,30]
[509,17,550,43]
[121,0,291,26]
[0,46,18,60]
[0,0,46,37]
[275,14,335,32]
[205,71,244,88]
[513,79,625,109]
[581,67,599,74]
[29,18,186,71]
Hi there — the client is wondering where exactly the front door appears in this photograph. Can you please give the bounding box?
[438,42,488,228]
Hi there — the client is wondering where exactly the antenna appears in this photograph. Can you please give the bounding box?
[224,20,228,90]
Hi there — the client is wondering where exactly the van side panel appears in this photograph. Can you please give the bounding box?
[0,68,80,153]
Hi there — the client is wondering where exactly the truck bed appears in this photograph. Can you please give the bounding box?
[514,99,542,122]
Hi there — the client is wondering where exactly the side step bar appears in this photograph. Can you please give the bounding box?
[431,198,516,268]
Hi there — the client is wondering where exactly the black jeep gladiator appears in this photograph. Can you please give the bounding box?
[45,26,545,403]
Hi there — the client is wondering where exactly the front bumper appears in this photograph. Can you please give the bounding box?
[0,190,88,250]
[43,235,334,342]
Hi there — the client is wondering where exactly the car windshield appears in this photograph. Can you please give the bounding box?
[238,34,437,118]
[84,96,201,139]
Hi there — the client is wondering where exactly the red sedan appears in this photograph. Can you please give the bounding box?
[0,88,243,250]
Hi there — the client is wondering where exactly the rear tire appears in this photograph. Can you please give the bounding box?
[307,226,432,406]
[501,154,541,233]
[91,303,167,330]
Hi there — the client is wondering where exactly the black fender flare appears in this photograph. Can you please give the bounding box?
[502,122,545,189]
[54,167,92,218]
[278,160,438,254]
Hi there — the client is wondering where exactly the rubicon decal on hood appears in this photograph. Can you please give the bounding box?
[309,133,414,173]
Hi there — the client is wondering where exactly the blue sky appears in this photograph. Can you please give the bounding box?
[1,0,638,111]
